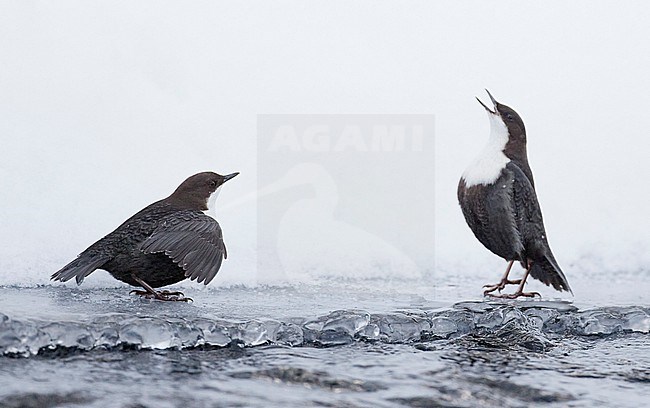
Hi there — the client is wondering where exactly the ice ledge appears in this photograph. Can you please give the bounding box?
[1,301,648,357]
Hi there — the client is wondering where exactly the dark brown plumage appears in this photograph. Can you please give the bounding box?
[51,171,238,301]
[458,90,571,298]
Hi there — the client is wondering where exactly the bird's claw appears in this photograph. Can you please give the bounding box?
[482,279,522,295]
[485,291,541,300]
[130,289,193,302]
[482,284,501,295]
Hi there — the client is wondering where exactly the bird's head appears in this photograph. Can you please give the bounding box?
[170,171,239,211]
[476,89,527,160]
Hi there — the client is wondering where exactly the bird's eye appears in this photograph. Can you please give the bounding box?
[506,113,514,121]
[209,180,217,187]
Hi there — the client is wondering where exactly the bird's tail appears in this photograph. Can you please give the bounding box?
[50,255,109,285]
[529,252,572,293]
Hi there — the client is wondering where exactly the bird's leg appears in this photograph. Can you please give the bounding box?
[486,260,541,299]
[482,261,522,295]
[130,276,192,302]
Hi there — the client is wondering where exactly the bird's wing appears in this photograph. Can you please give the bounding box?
[507,162,545,239]
[139,212,227,285]
[51,253,111,285]
[507,162,571,292]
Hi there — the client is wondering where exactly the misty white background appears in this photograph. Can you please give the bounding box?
[1,1,648,296]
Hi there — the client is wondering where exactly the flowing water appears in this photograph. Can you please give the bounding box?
[1,273,648,408]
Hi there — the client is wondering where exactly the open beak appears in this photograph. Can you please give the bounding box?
[476,89,498,115]
[222,172,239,182]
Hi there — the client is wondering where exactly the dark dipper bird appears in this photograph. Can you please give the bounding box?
[457,90,571,298]
[51,171,238,301]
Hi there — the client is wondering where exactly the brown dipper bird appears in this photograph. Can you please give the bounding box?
[457,90,571,299]
[51,171,238,301]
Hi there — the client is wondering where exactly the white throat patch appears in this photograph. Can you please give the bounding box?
[206,186,222,218]
[461,113,510,187]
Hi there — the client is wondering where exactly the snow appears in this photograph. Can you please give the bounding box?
[0,2,649,294]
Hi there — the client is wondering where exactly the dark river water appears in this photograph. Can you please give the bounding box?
[1,274,648,407]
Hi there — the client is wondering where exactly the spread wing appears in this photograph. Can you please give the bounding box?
[139,212,227,285]
[51,253,112,284]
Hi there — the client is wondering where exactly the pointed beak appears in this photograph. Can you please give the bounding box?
[476,89,498,115]
[222,172,239,182]
[485,89,498,107]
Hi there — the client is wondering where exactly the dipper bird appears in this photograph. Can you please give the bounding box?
[51,171,239,301]
[457,90,571,298]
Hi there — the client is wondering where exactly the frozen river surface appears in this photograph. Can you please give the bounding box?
[1,274,649,408]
